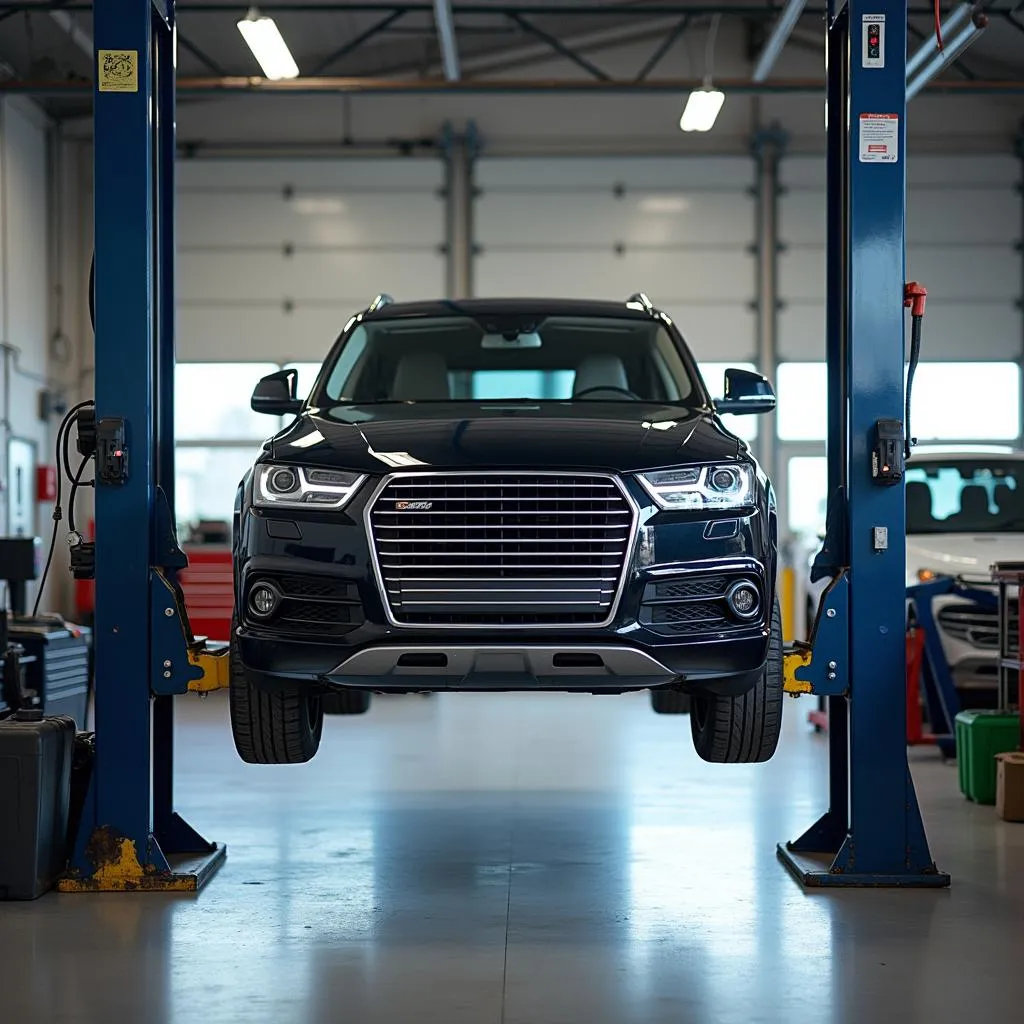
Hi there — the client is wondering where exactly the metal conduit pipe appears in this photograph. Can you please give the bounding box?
[752,0,808,82]
[905,2,973,78]
[906,10,988,100]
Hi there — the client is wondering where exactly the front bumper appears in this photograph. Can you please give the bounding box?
[234,473,777,695]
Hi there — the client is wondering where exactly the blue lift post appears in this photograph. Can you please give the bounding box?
[59,0,226,891]
[778,0,949,886]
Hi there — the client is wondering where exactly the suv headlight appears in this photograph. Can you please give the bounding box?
[637,465,755,511]
[253,465,365,510]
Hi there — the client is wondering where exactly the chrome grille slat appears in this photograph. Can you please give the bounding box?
[368,472,636,627]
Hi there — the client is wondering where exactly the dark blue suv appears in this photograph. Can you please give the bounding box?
[230,295,781,765]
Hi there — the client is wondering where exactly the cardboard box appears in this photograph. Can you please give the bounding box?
[995,752,1024,822]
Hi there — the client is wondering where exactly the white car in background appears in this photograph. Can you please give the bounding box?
[808,447,1024,693]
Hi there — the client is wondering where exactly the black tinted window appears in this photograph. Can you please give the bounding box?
[319,315,698,405]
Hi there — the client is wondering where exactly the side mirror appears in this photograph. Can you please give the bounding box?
[715,368,776,416]
[251,369,302,416]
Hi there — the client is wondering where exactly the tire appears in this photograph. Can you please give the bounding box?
[229,621,324,764]
[322,689,372,715]
[650,687,691,714]
[690,600,784,764]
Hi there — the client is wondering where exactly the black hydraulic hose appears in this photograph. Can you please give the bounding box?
[905,312,922,460]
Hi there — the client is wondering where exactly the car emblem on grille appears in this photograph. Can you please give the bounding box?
[395,500,433,511]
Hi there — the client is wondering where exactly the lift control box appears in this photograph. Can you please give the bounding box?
[871,419,904,485]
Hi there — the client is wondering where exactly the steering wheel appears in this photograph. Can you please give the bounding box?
[572,385,641,400]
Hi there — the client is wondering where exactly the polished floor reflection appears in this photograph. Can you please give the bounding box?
[3,691,1023,1023]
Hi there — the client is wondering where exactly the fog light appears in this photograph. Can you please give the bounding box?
[727,581,760,620]
[249,583,280,619]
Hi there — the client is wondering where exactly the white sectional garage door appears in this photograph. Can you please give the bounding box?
[779,154,1022,362]
[176,158,446,363]
[474,156,756,366]
[778,153,1022,543]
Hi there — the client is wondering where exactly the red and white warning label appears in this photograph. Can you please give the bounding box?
[858,113,899,163]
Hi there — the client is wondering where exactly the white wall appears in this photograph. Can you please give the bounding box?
[0,99,62,607]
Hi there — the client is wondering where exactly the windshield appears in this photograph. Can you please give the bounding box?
[315,315,701,405]
[906,459,1024,534]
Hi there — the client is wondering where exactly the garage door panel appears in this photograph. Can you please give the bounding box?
[779,250,826,303]
[179,250,445,303]
[907,189,1018,245]
[177,158,444,192]
[178,191,443,249]
[478,193,751,247]
[477,156,753,191]
[780,302,1021,361]
[177,304,354,362]
[780,190,825,246]
[906,246,1017,300]
[673,307,756,364]
[476,250,754,304]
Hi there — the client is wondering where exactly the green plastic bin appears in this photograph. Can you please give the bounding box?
[955,710,1021,804]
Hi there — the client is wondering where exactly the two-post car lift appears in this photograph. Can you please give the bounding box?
[63,0,949,890]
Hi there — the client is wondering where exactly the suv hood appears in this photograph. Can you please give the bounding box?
[269,402,743,474]
[907,532,1024,584]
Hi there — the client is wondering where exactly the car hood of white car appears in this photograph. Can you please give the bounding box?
[907,532,1024,583]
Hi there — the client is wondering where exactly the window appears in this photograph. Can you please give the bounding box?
[174,361,286,534]
[284,362,325,401]
[777,361,1021,442]
[777,363,827,441]
[905,457,1024,534]
[320,316,697,405]
[698,361,759,443]
[176,446,265,532]
[787,455,828,537]
[175,362,280,441]
[911,364,1020,441]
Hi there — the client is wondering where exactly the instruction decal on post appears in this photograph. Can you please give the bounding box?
[858,113,899,163]
[862,15,885,68]
[98,50,138,93]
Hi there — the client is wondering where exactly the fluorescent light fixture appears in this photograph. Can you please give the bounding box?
[679,87,725,132]
[237,9,299,80]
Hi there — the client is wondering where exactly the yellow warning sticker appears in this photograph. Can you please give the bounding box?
[97,50,138,93]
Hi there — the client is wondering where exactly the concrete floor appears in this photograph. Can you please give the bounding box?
[2,691,1023,1024]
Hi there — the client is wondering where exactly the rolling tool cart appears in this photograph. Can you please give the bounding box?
[953,562,1022,804]
[1,537,91,728]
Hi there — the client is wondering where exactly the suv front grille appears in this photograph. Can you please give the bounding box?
[937,602,1001,650]
[368,473,636,626]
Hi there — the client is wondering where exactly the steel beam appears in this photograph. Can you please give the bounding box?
[5,75,1024,95]
[634,16,690,82]
[751,125,786,480]
[505,12,610,81]
[310,9,404,76]
[752,0,809,82]
[433,0,460,81]
[442,122,476,299]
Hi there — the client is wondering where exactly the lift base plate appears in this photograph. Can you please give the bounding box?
[777,844,950,889]
[58,843,226,893]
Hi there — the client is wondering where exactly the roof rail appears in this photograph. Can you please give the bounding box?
[626,292,655,312]
[368,293,394,312]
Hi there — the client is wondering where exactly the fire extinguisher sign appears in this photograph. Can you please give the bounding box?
[858,113,899,164]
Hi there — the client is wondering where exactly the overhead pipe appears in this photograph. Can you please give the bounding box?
[3,75,1024,96]
[752,0,808,82]
[906,9,988,100]
[905,2,973,79]
[432,0,460,82]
